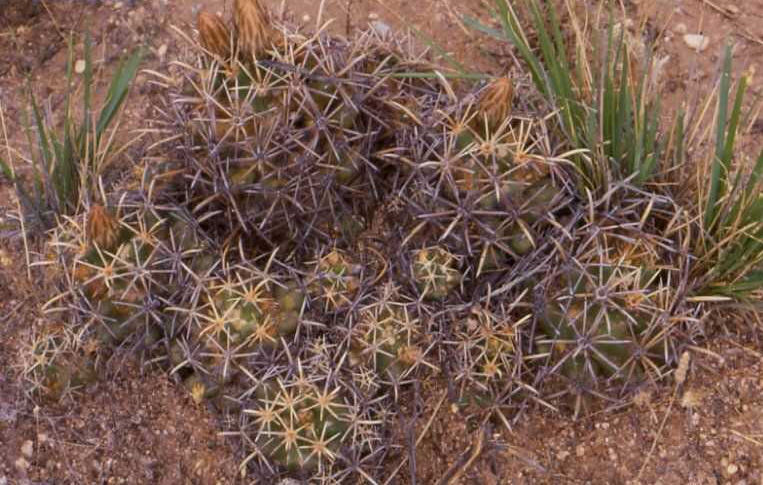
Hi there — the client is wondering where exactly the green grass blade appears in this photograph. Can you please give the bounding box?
[28,90,52,172]
[494,0,547,98]
[721,71,748,172]
[705,44,733,228]
[82,33,93,140]
[95,46,144,143]
[388,71,490,80]
[461,15,505,40]
[0,156,12,180]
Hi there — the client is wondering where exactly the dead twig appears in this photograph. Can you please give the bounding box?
[730,429,763,447]
[383,390,448,485]
[637,351,691,478]
[701,0,740,18]
[0,101,31,280]
[436,424,486,485]
[40,0,66,42]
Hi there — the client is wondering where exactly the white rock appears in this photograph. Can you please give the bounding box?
[75,59,87,74]
[21,440,33,458]
[14,457,29,472]
[683,34,709,52]
[371,20,391,37]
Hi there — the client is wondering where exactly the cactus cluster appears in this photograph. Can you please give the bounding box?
[28,0,709,481]
[530,186,692,417]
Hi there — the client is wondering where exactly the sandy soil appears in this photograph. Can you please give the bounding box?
[1,0,762,483]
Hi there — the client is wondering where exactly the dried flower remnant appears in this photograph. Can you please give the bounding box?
[198,11,232,60]
[86,205,120,250]
[234,0,273,59]
[477,76,514,132]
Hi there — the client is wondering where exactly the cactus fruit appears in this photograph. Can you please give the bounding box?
[86,204,124,250]
[476,76,514,136]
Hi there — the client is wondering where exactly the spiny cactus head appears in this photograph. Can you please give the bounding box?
[351,291,429,381]
[202,273,304,350]
[452,304,524,399]
[308,249,361,313]
[535,257,677,417]
[411,246,460,300]
[247,377,364,474]
[24,325,99,401]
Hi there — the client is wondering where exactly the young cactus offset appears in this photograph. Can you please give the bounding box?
[454,304,526,390]
[201,273,303,350]
[350,285,432,382]
[532,188,688,416]
[411,246,461,300]
[243,374,381,474]
[308,249,361,313]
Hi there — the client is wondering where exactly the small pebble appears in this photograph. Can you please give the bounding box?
[21,440,33,458]
[75,59,87,74]
[674,22,687,35]
[277,479,301,485]
[371,20,391,37]
[368,12,379,20]
[0,249,11,267]
[683,34,710,52]
[301,14,310,22]
[14,457,29,472]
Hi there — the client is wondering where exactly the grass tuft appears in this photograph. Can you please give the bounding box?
[472,0,671,191]
[2,36,143,233]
